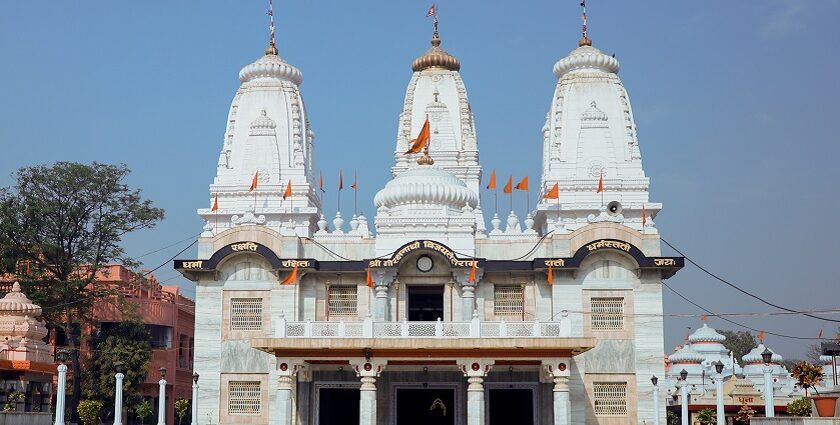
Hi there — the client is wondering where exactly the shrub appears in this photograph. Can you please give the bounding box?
[3,391,24,412]
[134,399,153,425]
[77,400,104,425]
[174,398,190,425]
[787,398,812,417]
[696,408,717,424]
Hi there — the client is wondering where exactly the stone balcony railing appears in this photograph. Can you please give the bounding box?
[275,315,572,339]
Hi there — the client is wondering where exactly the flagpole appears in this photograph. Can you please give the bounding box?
[494,189,498,215]
[354,171,358,216]
[526,187,530,215]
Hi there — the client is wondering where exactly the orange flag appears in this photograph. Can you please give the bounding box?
[339,170,344,191]
[351,173,358,190]
[596,172,604,193]
[515,176,529,191]
[366,267,374,288]
[249,171,259,192]
[544,183,559,200]
[468,261,477,283]
[405,116,430,154]
[547,262,554,286]
[641,204,647,227]
[283,180,292,200]
[757,330,766,343]
[486,170,497,190]
[280,264,298,285]
[503,176,513,194]
[211,193,219,211]
[701,314,708,322]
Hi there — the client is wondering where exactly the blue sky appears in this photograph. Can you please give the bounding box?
[2,1,839,359]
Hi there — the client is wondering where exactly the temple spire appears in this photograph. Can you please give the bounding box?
[579,0,592,47]
[266,0,278,55]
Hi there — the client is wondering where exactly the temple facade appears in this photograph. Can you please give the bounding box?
[176,13,684,425]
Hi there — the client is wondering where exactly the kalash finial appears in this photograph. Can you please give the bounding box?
[265,0,278,55]
[578,0,592,47]
[417,145,435,166]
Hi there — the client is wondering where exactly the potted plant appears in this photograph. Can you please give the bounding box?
[791,361,837,417]
[696,408,717,424]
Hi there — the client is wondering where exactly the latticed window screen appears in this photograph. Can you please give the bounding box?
[593,382,627,415]
[228,381,261,415]
[494,285,524,316]
[328,286,357,317]
[590,297,624,330]
[230,298,262,331]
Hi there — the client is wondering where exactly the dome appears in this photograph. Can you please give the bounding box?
[553,45,619,79]
[742,344,784,364]
[688,323,727,344]
[239,53,303,85]
[668,345,705,365]
[250,110,277,130]
[411,33,461,72]
[581,101,608,122]
[0,282,42,317]
[375,164,478,211]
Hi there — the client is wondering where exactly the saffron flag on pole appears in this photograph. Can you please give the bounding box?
[405,116,431,154]
[486,170,497,190]
[503,176,513,194]
[544,183,559,199]
[757,330,766,343]
[366,267,374,288]
[514,176,529,191]
[283,180,292,200]
[426,4,437,17]
[351,173,358,190]
[468,261,477,283]
[249,171,259,192]
[641,204,647,227]
[211,193,219,211]
[339,170,344,191]
[547,263,553,286]
[280,264,298,285]
[596,172,604,193]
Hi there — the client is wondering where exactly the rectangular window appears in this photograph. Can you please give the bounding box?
[230,298,262,331]
[328,286,357,317]
[593,382,627,416]
[494,285,524,316]
[228,381,261,415]
[590,297,624,330]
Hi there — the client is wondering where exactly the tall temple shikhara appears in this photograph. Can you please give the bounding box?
[176,5,684,425]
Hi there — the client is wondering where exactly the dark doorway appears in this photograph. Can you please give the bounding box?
[488,388,533,425]
[396,388,455,425]
[319,388,359,425]
[407,286,445,321]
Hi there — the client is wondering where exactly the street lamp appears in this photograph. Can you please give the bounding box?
[761,349,775,417]
[114,361,126,425]
[679,370,689,425]
[54,350,70,425]
[651,376,660,425]
[158,367,168,425]
[191,373,199,425]
[713,361,725,425]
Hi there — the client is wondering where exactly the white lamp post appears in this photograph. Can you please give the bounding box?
[191,373,199,425]
[114,362,125,425]
[679,369,689,425]
[761,349,775,418]
[54,351,69,425]
[714,361,725,425]
[158,367,167,425]
[651,376,660,425]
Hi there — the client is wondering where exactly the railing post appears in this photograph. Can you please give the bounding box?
[338,320,346,337]
[276,312,287,338]
[304,321,312,338]
[401,319,409,337]
[435,318,443,337]
[470,310,480,338]
[500,320,507,338]
[559,310,571,337]
[533,319,541,337]
[363,312,373,338]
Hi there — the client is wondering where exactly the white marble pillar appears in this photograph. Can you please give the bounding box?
[652,382,660,425]
[553,376,570,425]
[373,284,389,322]
[158,376,167,425]
[191,374,199,425]
[359,376,377,425]
[461,284,476,321]
[467,376,485,425]
[715,373,724,425]
[54,364,67,425]
[276,376,293,425]
[679,382,688,425]
[763,365,775,417]
[114,372,125,425]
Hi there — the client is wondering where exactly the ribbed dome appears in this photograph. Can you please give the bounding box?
[742,344,784,364]
[411,33,461,72]
[668,345,705,364]
[239,53,303,85]
[581,101,608,122]
[553,45,619,79]
[688,323,727,344]
[0,282,41,317]
[250,110,277,130]
[375,165,477,210]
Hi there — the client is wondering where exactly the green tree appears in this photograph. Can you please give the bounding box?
[0,162,164,421]
[82,322,152,419]
[719,330,757,361]
[134,399,153,425]
[175,398,190,425]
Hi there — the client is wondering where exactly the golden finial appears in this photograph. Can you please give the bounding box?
[417,144,435,165]
[578,0,592,47]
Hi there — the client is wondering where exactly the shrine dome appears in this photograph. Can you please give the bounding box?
[375,160,478,212]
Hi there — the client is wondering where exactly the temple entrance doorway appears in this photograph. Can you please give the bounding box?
[407,285,444,321]
[488,388,534,425]
[396,388,455,425]
[318,387,359,425]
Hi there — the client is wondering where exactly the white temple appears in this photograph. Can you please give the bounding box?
[176,10,685,425]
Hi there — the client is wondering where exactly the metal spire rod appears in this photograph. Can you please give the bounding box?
[580,0,588,40]
[268,0,277,52]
